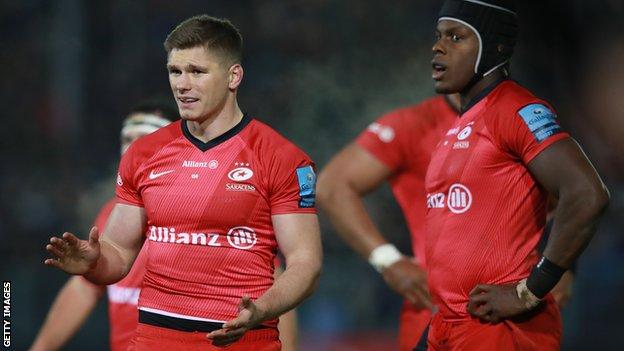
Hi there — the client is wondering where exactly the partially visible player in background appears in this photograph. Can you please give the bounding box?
[30,99,177,351]
[318,94,459,351]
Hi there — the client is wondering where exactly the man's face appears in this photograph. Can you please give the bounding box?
[167,46,233,122]
[120,113,155,155]
[432,20,480,94]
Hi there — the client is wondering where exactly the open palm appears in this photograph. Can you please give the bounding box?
[44,227,101,275]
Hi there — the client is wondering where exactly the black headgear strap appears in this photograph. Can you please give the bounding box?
[438,0,518,92]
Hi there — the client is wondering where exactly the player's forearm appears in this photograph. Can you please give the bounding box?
[83,240,134,285]
[29,276,103,351]
[255,257,321,322]
[542,184,609,268]
[317,183,388,259]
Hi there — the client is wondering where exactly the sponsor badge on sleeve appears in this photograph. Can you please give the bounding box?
[518,103,562,142]
[296,165,316,208]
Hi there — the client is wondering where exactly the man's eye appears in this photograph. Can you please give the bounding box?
[451,34,461,42]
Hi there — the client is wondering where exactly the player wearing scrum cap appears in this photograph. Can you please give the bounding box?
[424,0,609,349]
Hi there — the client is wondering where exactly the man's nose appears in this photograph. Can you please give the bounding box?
[175,73,191,91]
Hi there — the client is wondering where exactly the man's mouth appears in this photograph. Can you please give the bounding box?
[432,62,447,80]
[178,97,199,107]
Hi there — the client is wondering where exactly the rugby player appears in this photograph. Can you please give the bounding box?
[424,0,609,349]
[44,15,321,351]
[317,94,459,351]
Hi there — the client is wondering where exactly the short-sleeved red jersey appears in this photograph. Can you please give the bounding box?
[356,96,457,266]
[90,198,147,351]
[116,115,316,327]
[424,80,569,321]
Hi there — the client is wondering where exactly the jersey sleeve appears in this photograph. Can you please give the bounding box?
[115,144,144,207]
[355,111,405,172]
[496,102,570,164]
[268,145,317,215]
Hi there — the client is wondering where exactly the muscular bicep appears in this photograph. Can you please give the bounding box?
[272,214,322,269]
[527,138,605,198]
[100,203,146,263]
[318,143,392,196]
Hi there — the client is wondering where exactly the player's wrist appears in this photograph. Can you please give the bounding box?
[368,244,404,273]
[516,278,541,310]
[251,298,272,324]
[526,256,566,299]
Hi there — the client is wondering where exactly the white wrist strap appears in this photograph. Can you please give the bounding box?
[368,244,404,273]
[516,278,542,310]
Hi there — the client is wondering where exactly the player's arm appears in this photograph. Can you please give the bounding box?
[29,276,105,351]
[44,203,146,285]
[528,139,608,270]
[317,143,431,308]
[538,217,575,308]
[208,213,322,346]
[274,266,299,351]
[524,138,608,297]
[468,138,609,322]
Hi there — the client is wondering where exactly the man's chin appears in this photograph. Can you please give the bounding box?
[434,82,459,95]
[180,113,200,121]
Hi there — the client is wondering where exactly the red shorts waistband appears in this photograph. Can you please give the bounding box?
[136,322,279,342]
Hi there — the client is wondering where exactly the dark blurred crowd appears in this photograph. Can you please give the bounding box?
[1,1,622,350]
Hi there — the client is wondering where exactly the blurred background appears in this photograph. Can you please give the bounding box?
[1,0,623,350]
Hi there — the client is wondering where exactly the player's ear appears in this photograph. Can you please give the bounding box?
[228,64,243,90]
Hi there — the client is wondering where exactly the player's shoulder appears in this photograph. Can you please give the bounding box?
[371,96,455,141]
[243,118,311,161]
[125,121,182,160]
[485,81,563,141]
[489,80,551,115]
[380,95,450,123]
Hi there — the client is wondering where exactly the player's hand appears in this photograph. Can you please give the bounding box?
[381,258,432,310]
[551,270,574,309]
[207,296,265,346]
[44,227,101,275]
[466,283,531,323]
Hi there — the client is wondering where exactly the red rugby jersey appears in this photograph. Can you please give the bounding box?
[356,96,457,266]
[90,198,147,351]
[115,115,316,327]
[424,80,569,321]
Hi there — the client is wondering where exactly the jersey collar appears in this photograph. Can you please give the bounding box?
[460,77,508,115]
[181,113,252,152]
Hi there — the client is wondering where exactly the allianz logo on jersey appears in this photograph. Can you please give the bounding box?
[182,160,219,169]
[147,225,257,249]
[426,183,472,214]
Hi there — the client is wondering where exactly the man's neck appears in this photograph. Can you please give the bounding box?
[460,69,506,111]
[186,103,244,143]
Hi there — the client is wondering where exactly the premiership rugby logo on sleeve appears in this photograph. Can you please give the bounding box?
[296,165,316,208]
[518,104,562,142]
